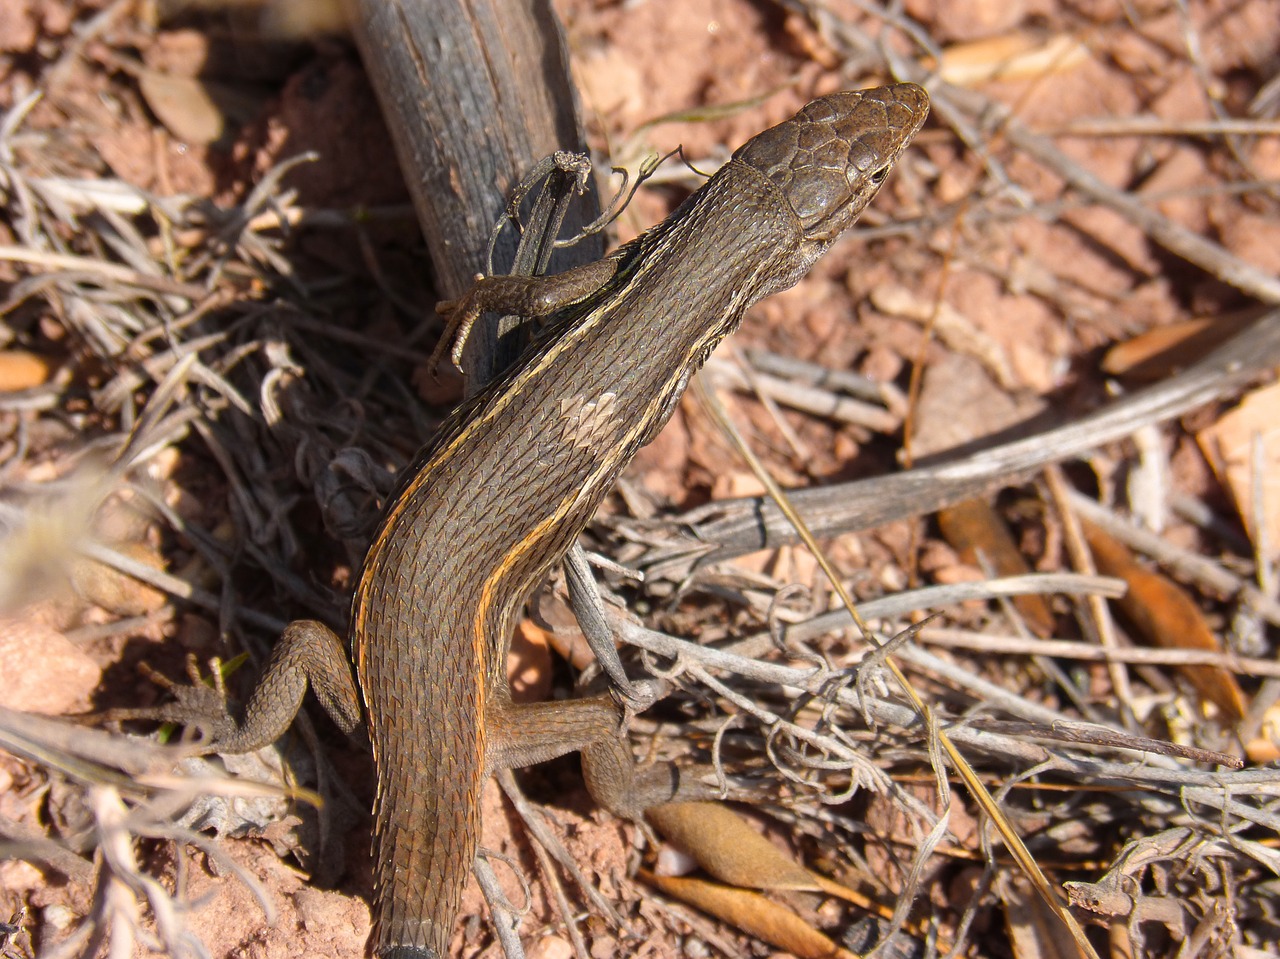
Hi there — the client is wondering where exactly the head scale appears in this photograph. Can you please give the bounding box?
[732,83,929,241]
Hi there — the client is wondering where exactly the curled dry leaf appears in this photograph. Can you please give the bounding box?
[646,801,817,891]
[647,802,945,950]
[1101,313,1260,383]
[640,870,858,959]
[1080,520,1246,720]
[937,498,1055,637]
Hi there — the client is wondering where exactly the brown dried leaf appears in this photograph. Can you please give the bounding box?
[1196,379,1280,554]
[648,802,944,947]
[640,869,857,959]
[1101,313,1259,382]
[647,801,817,891]
[1081,520,1246,720]
[937,498,1055,637]
[928,32,1091,86]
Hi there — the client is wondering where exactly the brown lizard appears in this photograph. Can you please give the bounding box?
[143,83,929,958]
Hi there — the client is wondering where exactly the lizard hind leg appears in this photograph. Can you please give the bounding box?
[190,618,361,754]
[487,690,737,821]
[102,619,362,756]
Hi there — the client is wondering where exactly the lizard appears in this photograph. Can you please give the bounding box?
[141,83,930,958]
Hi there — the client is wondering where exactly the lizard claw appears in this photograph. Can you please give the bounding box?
[429,273,487,374]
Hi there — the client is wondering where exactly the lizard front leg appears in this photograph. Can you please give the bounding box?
[432,255,621,371]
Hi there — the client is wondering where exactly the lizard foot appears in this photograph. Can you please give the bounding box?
[103,654,238,751]
[430,274,486,373]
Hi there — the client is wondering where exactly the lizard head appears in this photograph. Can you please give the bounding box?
[732,83,929,244]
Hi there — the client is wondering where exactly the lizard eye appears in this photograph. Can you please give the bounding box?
[869,165,890,185]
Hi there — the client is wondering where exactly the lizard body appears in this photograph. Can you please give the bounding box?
[153,84,929,958]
